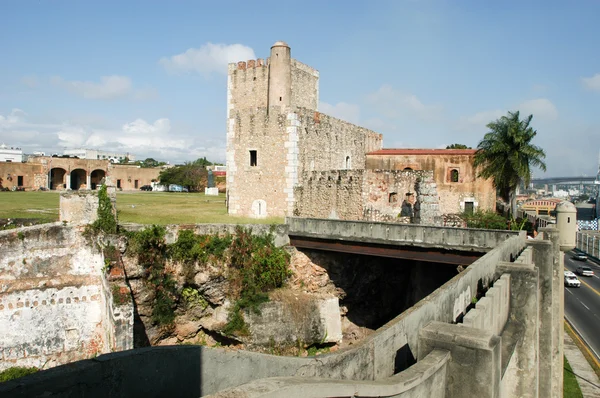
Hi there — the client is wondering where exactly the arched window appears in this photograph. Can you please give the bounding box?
[450,169,459,182]
[345,156,351,169]
[403,167,413,171]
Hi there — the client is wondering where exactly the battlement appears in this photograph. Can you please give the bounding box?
[229,58,318,75]
[234,58,268,70]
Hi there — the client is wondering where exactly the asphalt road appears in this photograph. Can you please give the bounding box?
[564,252,600,360]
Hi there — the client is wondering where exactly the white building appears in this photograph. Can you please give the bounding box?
[0,144,24,162]
[63,149,136,162]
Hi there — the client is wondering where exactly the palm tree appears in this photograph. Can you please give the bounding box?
[473,111,547,217]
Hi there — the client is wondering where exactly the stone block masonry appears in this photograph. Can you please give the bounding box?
[0,222,133,371]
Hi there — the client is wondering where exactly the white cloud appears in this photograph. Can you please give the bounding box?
[455,109,505,131]
[581,73,600,91]
[159,42,256,76]
[366,85,443,121]
[50,75,157,100]
[21,75,38,88]
[456,98,558,133]
[0,109,224,163]
[518,98,558,121]
[319,101,360,124]
[0,108,27,128]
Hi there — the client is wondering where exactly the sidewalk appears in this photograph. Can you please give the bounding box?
[564,330,600,397]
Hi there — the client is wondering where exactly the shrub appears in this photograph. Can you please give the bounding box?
[0,366,38,382]
[462,210,507,230]
[223,226,291,335]
[127,225,176,326]
[90,185,117,234]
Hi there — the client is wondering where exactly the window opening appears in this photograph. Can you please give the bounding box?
[464,201,474,215]
[389,192,398,203]
[450,169,459,182]
[403,167,412,171]
[117,179,122,189]
[345,156,350,169]
[250,150,257,167]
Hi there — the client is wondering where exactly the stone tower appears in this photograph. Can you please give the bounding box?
[267,41,291,109]
[226,41,320,219]
[226,42,381,219]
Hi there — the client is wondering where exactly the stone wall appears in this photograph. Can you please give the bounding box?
[0,157,161,191]
[296,108,382,174]
[366,150,496,216]
[292,169,442,225]
[227,59,269,117]
[0,223,131,371]
[59,186,117,225]
[363,169,441,224]
[291,59,319,110]
[226,107,290,217]
[293,170,364,219]
[0,162,45,190]
[107,165,161,191]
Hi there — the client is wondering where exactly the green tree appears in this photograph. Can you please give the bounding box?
[473,111,546,217]
[142,158,159,168]
[446,144,471,149]
[158,160,209,191]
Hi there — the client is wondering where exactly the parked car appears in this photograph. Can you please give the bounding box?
[576,266,594,277]
[573,253,588,261]
[169,184,184,192]
[564,274,581,288]
[140,185,152,191]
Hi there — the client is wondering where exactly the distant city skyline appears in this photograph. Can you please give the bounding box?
[1,0,599,177]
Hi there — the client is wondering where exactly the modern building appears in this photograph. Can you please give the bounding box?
[0,144,24,162]
[63,149,136,162]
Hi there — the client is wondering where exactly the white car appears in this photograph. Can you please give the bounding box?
[564,271,576,278]
[576,266,594,277]
[564,274,581,287]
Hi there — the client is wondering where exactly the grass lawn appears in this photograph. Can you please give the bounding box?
[564,356,584,398]
[0,191,283,225]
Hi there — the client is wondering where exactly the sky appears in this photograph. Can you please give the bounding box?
[1,0,599,178]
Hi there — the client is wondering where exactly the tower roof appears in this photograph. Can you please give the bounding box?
[271,41,289,48]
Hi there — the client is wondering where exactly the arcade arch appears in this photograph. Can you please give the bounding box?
[90,169,106,190]
[50,168,67,190]
[70,169,87,190]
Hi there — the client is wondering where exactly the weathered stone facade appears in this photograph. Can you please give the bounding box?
[0,223,133,371]
[293,169,442,224]
[366,149,496,216]
[0,156,161,191]
[226,43,494,224]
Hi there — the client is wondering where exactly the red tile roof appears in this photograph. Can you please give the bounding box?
[367,148,477,156]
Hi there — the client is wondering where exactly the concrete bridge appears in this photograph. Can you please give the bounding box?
[287,217,520,265]
[532,175,598,185]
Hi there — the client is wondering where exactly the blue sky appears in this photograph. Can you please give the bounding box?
[1,0,599,177]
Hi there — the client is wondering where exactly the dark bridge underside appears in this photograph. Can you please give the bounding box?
[289,236,483,265]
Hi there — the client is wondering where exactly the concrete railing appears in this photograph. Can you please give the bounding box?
[209,349,450,398]
[576,231,600,260]
[462,274,511,335]
[287,217,521,251]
